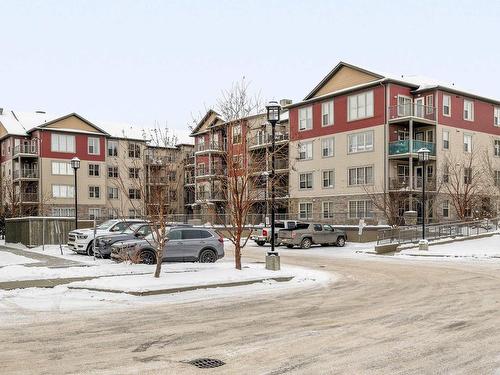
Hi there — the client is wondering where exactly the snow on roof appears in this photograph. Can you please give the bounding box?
[0,110,63,136]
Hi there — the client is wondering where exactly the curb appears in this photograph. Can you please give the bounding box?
[68,276,295,296]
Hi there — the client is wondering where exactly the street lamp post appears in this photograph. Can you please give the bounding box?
[261,171,269,225]
[417,148,430,241]
[70,157,81,230]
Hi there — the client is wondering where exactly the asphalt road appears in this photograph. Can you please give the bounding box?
[2,247,500,374]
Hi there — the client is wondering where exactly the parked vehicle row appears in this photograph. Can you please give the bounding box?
[277,222,347,249]
[68,219,225,264]
[251,220,299,246]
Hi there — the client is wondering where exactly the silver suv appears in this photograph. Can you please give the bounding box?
[110,227,224,264]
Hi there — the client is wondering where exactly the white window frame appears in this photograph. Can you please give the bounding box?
[89,208,101,220]
[348,131,374,154]
[443,94,451,117]
[442,200,449,218]
[298,142,313,160]
[322,169,334,189]
[51,133,75,153]
[494,140,500,157]
[88,164,100,177]
[321,137,335,157]
[348,90,374,121]
[51,161,73,175]
[463,99,474,121]
[298,202,313,220]
[107,140,118,156]
[52,207,75,217]
[88,137,100,155]
[426,94,434,114]
[232,124,242,144]
[52,184,75,198]
[321,100,334,126]
[348,200,373,219]
[108,187,119,199]
[494,107,500,127]
[89,186,100,199]
[299,172,313,190]
[348,166,374,186]
[443,130,449,150]
[298,106,313,131]
[464,134,472,153]
[322,201,335,219]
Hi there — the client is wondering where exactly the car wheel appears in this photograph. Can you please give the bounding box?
[336,236,346,247]
[300,238,312,249]
[86,241,94,256]
[256,241,266,246]
[140,251,156,265]
[199,249,217,263]
[286,245,294,249]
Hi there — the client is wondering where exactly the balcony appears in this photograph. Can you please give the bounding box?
[185,176,195,185]
[20,192,39,203]
[145,155,176,165]
[388,140,436,157]
[185,153,195,166]
[13,144,38,157]
[389,176,437,191]
[195,141,226,154]
[196,191,225,201]
[249,132,289,149]
[13,168,39,180]
[195,167,227,178]
[389,104,437,123]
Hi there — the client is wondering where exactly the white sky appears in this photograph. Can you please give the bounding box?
[1,0,499,143]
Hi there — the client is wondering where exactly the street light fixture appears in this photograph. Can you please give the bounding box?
[265,101,281,258]
[417,148,430,240]
[70,157,81,230]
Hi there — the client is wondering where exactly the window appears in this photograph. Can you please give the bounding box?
[322,170,334,188]
[232,124,242,144]
[108,208,119,219]
[128,188,141,200]
[88,137,100,155]
[128,143,141,158]
[464,134,472,153]
[51,133,75,153]
[322,202,334,219]
[495,140,500,157]
[52,185,74,198]
[168,171,177,182]
[426,95,434,114]
[51,207,75,217]
[495,107,500,127]
[108,187,118,199]
[321,100,334,126]
[299,106,313,130]
[463,99,474,121]
[443,164,449,183]
[495,171,500,187]
[298,142,313,160]
[88,164,100,177]
[108,166,118,178]
[52,161,73,175]
[129,168,140,179]
[299,202,313,220]
[464,167,472,184]
[321,138,334,157]
[299,172,313,189]
[348,90,374,121]
[168,229,182,240]
[108,140,118,156]
[348,166,373,186]
[443,94,451,116]
[89,186,100,199]
[348,200,373,219]
[128,209,140,219]
[182,229,204,240]
[442,201,449,218]
[348,131,374,153]
[89,208,101,220]
[443,130,449,150]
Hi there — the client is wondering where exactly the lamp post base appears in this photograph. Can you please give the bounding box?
[419,239,429,251]
[265,251,280,271]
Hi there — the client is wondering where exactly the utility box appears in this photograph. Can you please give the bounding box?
[265,252,281,271]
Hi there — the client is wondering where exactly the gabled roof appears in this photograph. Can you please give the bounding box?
[304,61,385,100]
[28,112,110,135]
[190,109,224,135]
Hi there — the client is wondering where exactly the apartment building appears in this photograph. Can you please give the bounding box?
[0,109,193,220]
[287,61,500,224]
[189,105,290,224]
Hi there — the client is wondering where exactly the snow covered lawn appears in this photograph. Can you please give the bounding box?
[0,251,38,267]
[398,234,500,259]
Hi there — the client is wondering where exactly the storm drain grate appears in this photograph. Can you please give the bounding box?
[188,358,225,369]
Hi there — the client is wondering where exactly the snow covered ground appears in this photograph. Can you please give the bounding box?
[398,234,500,259]
[0,251,38,267]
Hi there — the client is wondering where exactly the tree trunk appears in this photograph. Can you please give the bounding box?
[234,233,242,270]
[154,247,163,278]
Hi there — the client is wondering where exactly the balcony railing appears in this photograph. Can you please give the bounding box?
[249,132,289,148]
[195,141,227,153]
[13,144,38,156]
[389,104,436,121]
[13,168,39,179]
[145,155,176,165]
[21,192,39,202]
[389,176,437,191]
[389,140,436,156]
[185,176,195,184]
[196,191,225,201]
[195,167,227,177]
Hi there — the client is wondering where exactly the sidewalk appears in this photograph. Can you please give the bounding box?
[0,245,85,268]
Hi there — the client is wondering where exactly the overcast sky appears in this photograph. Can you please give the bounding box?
[1,0,498,143]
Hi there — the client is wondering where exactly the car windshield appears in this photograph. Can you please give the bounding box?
[123,223,143,234]
[96,220,119,230]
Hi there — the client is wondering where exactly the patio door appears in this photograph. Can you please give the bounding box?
[414,166,423,189]
[398,96,412,116]
[414,97,425,118]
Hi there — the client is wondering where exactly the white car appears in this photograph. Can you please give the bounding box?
[68,219,147,255]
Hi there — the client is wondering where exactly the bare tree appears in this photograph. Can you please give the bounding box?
[440,150,494,220]
[362,186,408,227]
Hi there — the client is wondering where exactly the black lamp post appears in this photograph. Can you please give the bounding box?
[266,101,281,253]
[70,157,81,229]
[261,171,269,225]
[417,148,430,239]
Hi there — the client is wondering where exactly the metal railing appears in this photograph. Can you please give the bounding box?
[195,141,227,153]
[20,192,39,202]
[377,218,499,245]
[195,167,227,177]
[13,168,39,179]
[13,144,38,156]
[145,155,176,165]
[249,132,289,148]
[389,176,437,191]
[389,140,436,156]
[196,191,226,201]
[389,104,436,121]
